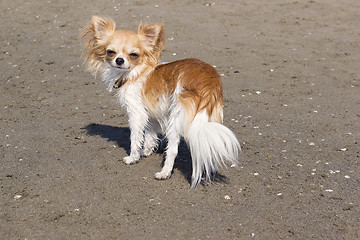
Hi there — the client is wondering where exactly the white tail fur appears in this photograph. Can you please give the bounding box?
[186,111,240,188]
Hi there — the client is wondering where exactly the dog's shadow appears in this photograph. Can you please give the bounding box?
[84,123,131,155]
[83,123,228,185]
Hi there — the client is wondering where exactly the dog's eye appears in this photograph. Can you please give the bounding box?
[129,53,139,59]
[106,50,116,57]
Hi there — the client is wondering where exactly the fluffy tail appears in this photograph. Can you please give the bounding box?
[186,111,240,188]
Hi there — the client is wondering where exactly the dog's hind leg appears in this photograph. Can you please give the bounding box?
[154,128,180,180]
[154,99,184,180]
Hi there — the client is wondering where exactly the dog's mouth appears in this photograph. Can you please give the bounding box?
[108,61,131,71]
[116,66,130,70]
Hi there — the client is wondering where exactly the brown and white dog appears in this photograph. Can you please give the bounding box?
[82,16,240,188]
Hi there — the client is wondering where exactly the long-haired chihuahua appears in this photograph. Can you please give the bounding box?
[82,16,240,188]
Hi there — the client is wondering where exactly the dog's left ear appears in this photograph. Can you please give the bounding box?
[138,24,165,57]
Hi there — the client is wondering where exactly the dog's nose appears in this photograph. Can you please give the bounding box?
[116,58,125,66]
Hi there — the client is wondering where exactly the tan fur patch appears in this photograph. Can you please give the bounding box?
[142,59,223,124]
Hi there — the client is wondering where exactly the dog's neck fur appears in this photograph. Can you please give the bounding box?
[101,62,154,92]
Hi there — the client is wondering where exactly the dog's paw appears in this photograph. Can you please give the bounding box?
[123,156,139,165]
[142,148,154,157]
[154,170,172,180]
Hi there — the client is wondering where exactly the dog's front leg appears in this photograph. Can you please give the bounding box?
[123,111,147,165]
[143,118,160,157]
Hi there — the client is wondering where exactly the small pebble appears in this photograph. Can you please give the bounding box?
[13,194,22,199]
[204,3,216,7]
[325,189,333,192]
[344,175,350,179]
[253,173,259,176]
[224,195,231,200]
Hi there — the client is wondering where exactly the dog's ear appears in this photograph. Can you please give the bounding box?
[81,16,115,43]
[138,24,165,57]
[81,16,115,75]
[90,16,115,40]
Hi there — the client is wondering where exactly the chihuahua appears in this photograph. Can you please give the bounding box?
[82,16,240,188]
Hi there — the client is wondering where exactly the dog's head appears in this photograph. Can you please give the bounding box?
[82,16,165,76]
